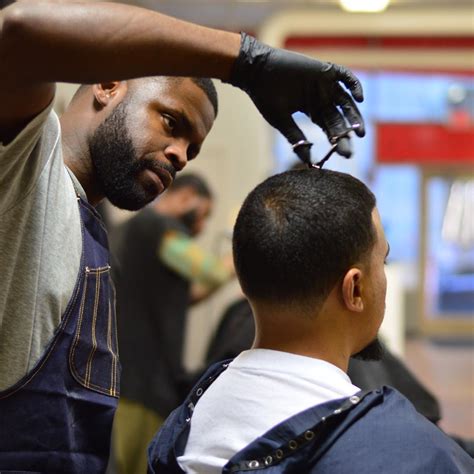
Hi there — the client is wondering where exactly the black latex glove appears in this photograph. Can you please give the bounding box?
[227,33,366,164]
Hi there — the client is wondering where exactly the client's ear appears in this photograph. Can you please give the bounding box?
[341,268,364,312]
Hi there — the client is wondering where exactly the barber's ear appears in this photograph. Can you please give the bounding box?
[341,268,364,312]
[93,82,124,107]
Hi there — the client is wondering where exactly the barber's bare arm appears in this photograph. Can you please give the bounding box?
[0,1,365,158]
[0,1,240,141]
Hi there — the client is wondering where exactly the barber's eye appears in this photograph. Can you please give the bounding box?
[162,114,176,131]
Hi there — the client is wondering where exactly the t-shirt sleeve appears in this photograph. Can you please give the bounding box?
[0,101,57,214]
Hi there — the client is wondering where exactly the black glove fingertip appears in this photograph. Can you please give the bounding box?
[354,122,366,137]
[336,66,364,103]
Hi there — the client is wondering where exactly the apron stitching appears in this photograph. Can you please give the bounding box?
[85,269,101,387]
[68,197,117,396]
[112,284,120,397]
[111,304,118,397]
[107,296,115,397]
[70,269,90,387]
[69,265,119,395]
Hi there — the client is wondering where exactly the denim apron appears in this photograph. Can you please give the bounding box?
[0,196,120,473]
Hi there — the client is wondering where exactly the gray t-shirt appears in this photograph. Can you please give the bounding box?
[0,104,84,390]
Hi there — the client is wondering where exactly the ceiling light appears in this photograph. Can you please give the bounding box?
[339,0,390,13]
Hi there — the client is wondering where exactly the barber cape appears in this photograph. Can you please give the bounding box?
[148,361,473,474]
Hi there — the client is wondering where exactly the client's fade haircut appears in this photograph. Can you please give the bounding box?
[233,169,377,308]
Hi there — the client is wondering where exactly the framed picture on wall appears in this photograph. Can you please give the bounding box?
[420,169,474,336]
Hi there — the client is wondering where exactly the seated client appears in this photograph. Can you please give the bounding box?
[148,168,473,473]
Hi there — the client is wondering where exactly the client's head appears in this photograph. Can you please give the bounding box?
[232,168,389,367]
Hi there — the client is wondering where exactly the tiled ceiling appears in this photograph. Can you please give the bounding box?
[121,0,473,30]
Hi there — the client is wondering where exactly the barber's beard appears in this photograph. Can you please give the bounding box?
[89,100,174,211]
[352,336,384,361]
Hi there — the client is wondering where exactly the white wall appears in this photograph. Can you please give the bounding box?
[182,81,273,370]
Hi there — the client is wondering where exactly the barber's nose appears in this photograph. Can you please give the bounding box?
[165,142,188,171]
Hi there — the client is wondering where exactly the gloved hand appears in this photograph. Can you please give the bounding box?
[227,33,365,164]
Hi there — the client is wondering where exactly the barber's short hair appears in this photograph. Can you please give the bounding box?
[190,78,218,117]
[233,169,377,307]
[169,173,212,199]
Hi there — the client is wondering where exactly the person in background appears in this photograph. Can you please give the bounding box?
[149,168,473,473]
[110,173,234,474]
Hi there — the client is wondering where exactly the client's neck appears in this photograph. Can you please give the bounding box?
[251,301,352,373]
